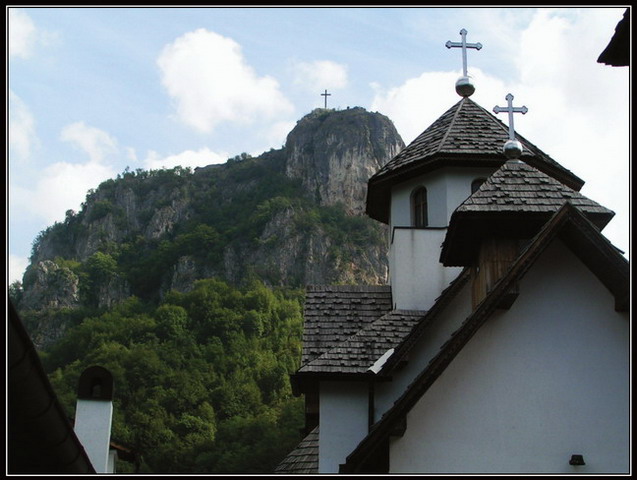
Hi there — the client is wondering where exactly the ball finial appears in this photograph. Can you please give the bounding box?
[503,139,523,159]
[455,76,475,97]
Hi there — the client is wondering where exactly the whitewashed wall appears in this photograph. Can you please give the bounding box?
[375,279,473,419]
[389,240,630,474]
[388,167,492,310]
[319,381,369,473]
[74,399,113,473]
[389,167,495,228]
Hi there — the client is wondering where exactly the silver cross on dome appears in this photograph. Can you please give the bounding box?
[493,93,528,159]
[446,28,482,97]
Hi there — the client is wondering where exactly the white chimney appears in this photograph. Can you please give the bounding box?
[74,366,114,473]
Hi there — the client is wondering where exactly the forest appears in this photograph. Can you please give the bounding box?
[38,278,305,473]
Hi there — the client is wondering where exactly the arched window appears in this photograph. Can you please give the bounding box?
[412,187,428,227]
[471,178,486,194]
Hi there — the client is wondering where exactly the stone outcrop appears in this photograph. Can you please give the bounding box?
[285,108,404,215]
[18,107,403,327]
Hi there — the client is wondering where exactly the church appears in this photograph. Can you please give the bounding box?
[275,28,630,474]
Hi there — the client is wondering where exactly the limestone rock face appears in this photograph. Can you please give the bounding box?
[20,260,80,310]
[17,107,404,344]
[285,108,404,215]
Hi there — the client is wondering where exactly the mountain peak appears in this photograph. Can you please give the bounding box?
[285,107,404,215]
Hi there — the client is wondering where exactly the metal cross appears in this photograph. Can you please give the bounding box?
[321,89,331,109]
[493,93,528,141]
[446,28,482,77]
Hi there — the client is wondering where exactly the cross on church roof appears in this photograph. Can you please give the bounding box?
[321,89,331,109]
[446,28,482,97]
[493,93,528,159]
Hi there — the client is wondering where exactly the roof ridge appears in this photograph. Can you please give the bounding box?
[435,97,466,154]
[306,284,391,292]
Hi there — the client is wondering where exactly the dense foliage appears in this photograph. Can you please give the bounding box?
[41,279,305,473]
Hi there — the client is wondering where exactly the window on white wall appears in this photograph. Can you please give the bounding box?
[412,187,428,227]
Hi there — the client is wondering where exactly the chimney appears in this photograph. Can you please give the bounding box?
[74,366,114,473]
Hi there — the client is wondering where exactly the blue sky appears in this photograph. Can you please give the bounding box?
[7,6,630,285]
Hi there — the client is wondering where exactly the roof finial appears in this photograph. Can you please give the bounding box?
[493,93,528,159]
[446,28,482,97]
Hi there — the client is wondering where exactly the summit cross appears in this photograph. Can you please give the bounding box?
[445,28,482,77]
[321,89,331,109]
[493,93,528,141]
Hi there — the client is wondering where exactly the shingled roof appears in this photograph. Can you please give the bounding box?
[299,285,393,367]
[366,97,584,223]
[441,160,615,266]
[274,426,319,474]
[298,309,426,376]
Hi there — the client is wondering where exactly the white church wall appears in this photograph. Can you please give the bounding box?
[375,278,473,419]
[388,167,492,310]
[389,239,629,474]
[319,381,369,473]
[389,228,461,310]
[389,167,495,228]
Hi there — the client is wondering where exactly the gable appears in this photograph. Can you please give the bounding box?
[388,239,629,473]
[341,204,629,473]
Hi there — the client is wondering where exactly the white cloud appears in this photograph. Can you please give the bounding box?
[371,69,507,145]
[11,122,119,226]
[9,90,38,160]
[9,254,29,285]
[12,159,117,225]
[143,147,229,171]
[292,60,348,92]
[60,121,118,164]
[9,8,37,58]
[157,28,294,133]
[255,121,296,150]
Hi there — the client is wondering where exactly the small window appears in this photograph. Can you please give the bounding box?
[412,187,428,227]
[471,178,486,193]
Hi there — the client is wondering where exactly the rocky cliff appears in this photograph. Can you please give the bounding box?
[15,107,404,346]
[286,107,403,215]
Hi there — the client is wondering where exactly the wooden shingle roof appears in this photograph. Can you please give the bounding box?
[298,310,425,375]
[441,160,615,266]
[274,426,319,474]
[457,161,614,217]
[366,97,584,223]
[300,285,393,367]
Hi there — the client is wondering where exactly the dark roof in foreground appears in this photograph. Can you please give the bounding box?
[597,8,630,66]
[441,160,615,266]
[341,203,629,473]
[366,97,585,223]
[8,301,95,474]
[274,426,319,474]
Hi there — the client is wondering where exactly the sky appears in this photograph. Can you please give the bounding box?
[7,6,631,285]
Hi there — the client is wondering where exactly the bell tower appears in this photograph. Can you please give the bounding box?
[365,29,584,312]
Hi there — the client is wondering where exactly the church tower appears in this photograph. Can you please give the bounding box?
[365,29,583,311]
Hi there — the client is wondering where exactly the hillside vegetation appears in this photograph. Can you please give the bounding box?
[10,107,404,472]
